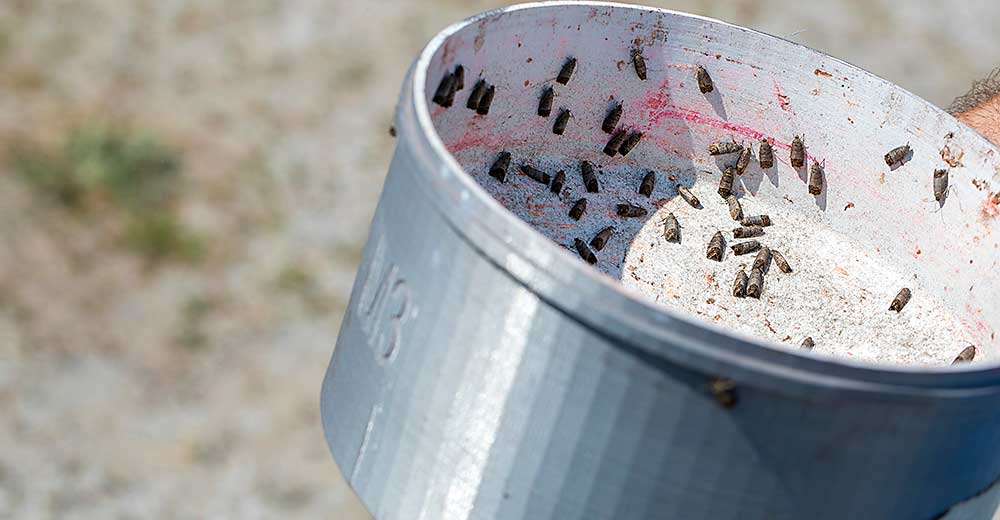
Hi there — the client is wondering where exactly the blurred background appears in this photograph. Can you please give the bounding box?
[0,1,997,518]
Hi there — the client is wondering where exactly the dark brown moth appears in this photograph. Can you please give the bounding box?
[771,249,792,273]
[520,165,551,185]
[732,269,749,298]
[476,84,495,115]
[467,79,487,110]
[632,48,647,80]
[663,213,680,242]
[678,185,700,208]
[551,170,565,194]
[442,75,458,107]
[569,198,587,220]
[726,195,743,221]
[758,139,774,169]
[889,287,911,312]
[707,231,724,261]
[801,337,815,350]
[489,151,511,182]
[809,162,824,195]
[603,103,623,133]
[553,109,571,135]
[708,140,743,156]
[639,171,656,196]
[574,238,597,264]
[557,57,577,85]
[752,246,771,272]
[791,135,805,168]
[732,226,763,238]
[747,268,764,299]
[709,378,737,408]
[934,169,949,202]
[616,203,648,218]
[432,72,455,107]
[604,130,627,156]
[741,215,772,227]
[952,345,976,364]
[453,65,464,90]
[736,146,753,175]
[590,226,614,251]
[581,161,599,193]
[538,85,554,117]
[718,167,735,198]
[731,240,761,255]
[696,65,714,93]
[884,143,911,166]
[618,131,643,156]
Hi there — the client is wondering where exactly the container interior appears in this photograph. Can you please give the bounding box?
[421,3,1000,368]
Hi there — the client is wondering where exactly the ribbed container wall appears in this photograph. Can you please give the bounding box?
[322,3,1000,519]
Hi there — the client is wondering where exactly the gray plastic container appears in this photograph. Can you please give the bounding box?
[322,2,1000,519]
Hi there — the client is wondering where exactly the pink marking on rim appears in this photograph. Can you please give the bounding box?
[636,77,823,162]
[774,81,792,112]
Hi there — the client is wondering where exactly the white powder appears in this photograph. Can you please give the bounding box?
[463,154,975,368]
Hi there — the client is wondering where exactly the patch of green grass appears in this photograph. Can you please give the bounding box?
[273,263,342,315]
[11,121,204,267]
[13,122,180,211]
[274,264,313,294]
[122,214,205,267]
[175,296,215,351]
[0,24,12,62]
[257,478,314,510]
[333,240,366,268]
[11,141,85,208]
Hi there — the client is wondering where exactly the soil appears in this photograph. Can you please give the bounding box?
[1,0,997,518]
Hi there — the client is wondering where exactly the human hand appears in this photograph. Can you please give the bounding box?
[950,68,1000,146]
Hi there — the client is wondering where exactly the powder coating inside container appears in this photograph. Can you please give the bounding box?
[423,5,1000,368]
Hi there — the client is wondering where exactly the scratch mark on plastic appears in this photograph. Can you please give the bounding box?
[352,404,382,483]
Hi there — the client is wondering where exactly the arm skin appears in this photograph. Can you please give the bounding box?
[956,93,1000,146]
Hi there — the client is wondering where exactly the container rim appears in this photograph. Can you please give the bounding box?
[406,0,1000,393]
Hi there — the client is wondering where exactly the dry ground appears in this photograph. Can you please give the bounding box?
[0,1,997,518]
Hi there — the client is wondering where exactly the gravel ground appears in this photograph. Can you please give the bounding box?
[0,1,997,518]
